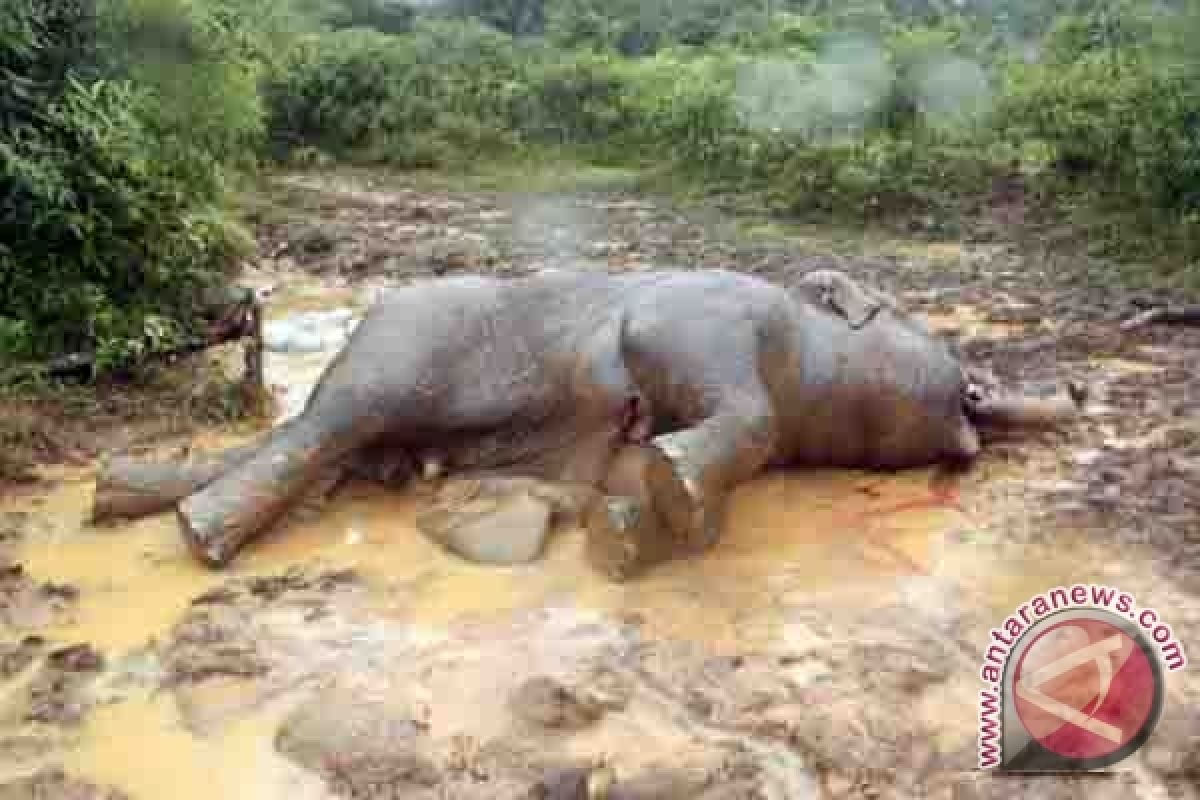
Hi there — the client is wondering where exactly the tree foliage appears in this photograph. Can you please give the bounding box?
[6,0,1200,377]
[1,0,261,370]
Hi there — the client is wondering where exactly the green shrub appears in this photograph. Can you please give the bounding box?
[264,20,525,165]
[999,30,1200,214]
[516,53,637,144]
[8,0,1200,375]
[1,0,260,374]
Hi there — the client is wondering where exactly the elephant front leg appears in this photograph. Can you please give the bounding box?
[644,407,776,554]
[583,407,776,582]
[583,445,675,582]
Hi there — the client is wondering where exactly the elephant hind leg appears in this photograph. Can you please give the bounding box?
[91,443,259,524]
[93,437,416,527]
[177,398,387,567]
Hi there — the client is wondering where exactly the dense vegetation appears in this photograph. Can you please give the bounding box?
[5,0,1200,374]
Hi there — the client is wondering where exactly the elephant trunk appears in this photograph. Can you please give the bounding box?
[965,382,1086,432]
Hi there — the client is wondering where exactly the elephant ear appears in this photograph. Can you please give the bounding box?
[799,270,885,329]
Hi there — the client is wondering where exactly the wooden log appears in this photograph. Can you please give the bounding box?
[91,443,260,524]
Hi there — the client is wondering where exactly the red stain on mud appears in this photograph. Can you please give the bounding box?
[828,470,976,577]
[840,472,968,524]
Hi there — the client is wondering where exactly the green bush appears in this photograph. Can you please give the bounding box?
[1000,51,1200,215]
[264,20,525,165]
[516,53,638,144]
[1,0,260,373]
[7,0,1200,381]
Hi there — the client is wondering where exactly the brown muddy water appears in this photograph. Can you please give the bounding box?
[0,287,1185,800]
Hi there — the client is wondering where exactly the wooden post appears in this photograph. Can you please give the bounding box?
[241,297,270,418]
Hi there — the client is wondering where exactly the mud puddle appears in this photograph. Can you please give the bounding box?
[0,458,1117,799]
[0,291,1152,799]
[0,397,1120,799]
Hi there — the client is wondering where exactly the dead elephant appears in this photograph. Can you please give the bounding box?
[92,269,1084,581]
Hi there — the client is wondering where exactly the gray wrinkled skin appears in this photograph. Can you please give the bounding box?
[130,269,1075,577]
[312,269,976,473]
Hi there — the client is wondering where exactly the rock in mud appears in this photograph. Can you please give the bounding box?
[21,644,105,725]
[0,768,129,800]
[275,688,441,798]
[509,676,608,732]
[0,635,44,680]
[0,562,78,630]
[163,567,360,686]
[416,482,556,566]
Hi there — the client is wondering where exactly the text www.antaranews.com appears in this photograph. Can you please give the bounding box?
[977,584,1187,769]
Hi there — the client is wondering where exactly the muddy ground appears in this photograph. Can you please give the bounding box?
[1,168,1198,799]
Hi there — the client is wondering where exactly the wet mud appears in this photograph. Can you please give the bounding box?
[2,171,1199,799]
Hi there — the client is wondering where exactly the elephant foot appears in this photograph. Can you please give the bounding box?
[643,438,721,554]
[583,496,670,583]
[415,478,554,566]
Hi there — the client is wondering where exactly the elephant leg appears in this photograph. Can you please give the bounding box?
[583,445,678,582]
[584,400,776,584]
[91,442,260,523]
[177,391,388,567]
[590,315,779,579]
[644,400,776,554]
[94,437,419,527]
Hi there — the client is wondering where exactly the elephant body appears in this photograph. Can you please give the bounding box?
[93,269,1080,579]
